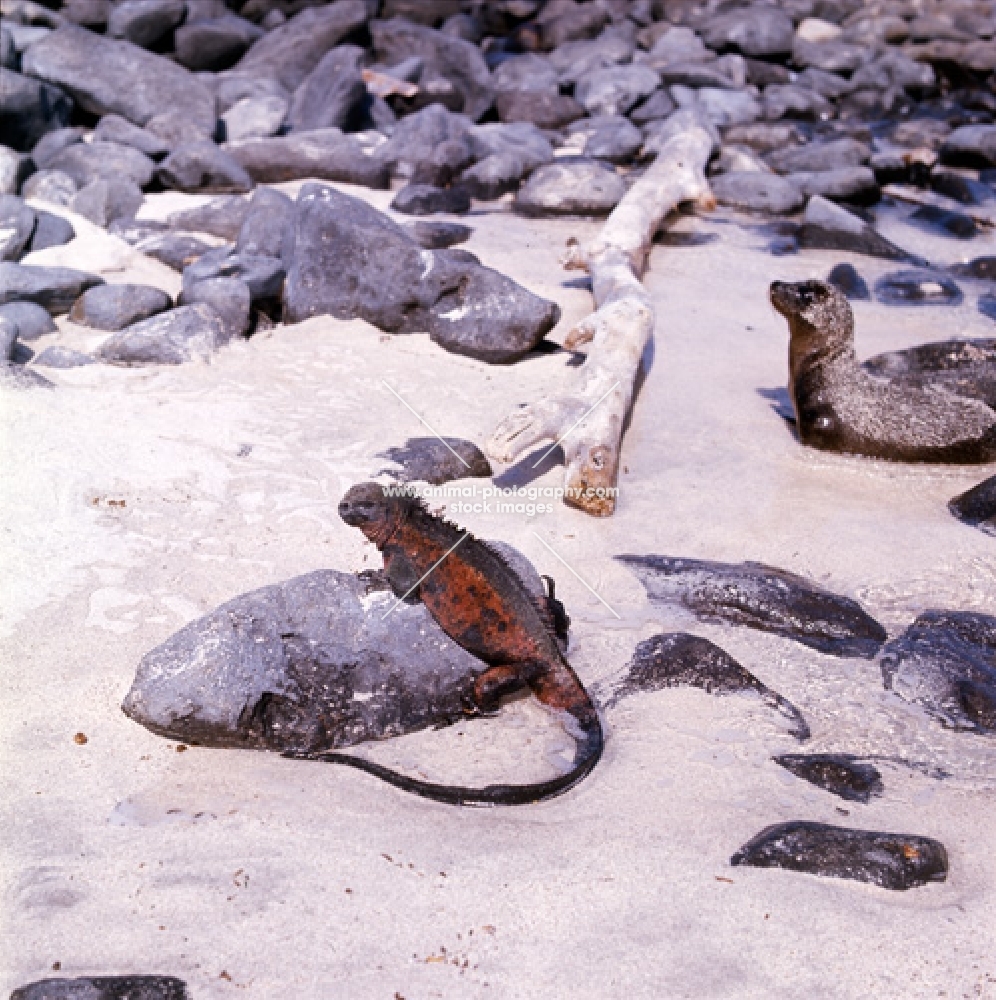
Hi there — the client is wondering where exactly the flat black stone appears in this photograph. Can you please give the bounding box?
[907,204,979,239]
[377,436,491,485]
[949,474,996,536]
[731,821,948,890]
[616,555,886,658]
[11,976,190,1000]
[874,269,963,306]
[880,610,996,732]
[390,183,472,216]
[407,221,472,249]
[609,632,810,739]
[772,753,884,803]
[827,262,870,300]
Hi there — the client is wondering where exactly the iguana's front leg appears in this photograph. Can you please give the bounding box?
[381,546,422,603]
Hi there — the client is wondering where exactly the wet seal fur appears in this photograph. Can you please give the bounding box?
[769,279,996,462]
[283,482,603,806]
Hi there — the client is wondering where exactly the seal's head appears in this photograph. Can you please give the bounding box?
[770,279,853,340]
[339,482,403,545]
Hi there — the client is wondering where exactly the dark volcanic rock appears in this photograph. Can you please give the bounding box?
[371,18,494,121]
[0,68,73,152]
[798,196,927,264]
[941,125,996,169]
[407,220,472,249]
[33,344,95,367]
[107,0,184,48]
[167,195,249,240]
[174,15,263,72]
[880,610,996,732]
[282,183,559,363]
[731,821,948,890]
[69,283,171,331]
[94,303,227,364]
[711,171,804,214]
[30,128,87,170]
[29,213,77,255]
[495,90,585,129]
[0,263,103,314]
[179,276,251,340]
[225,130,390,188]
[20,169,77,207]
[699,7,795,58]
[458,122,552,200]
[11,976,190,1000]
[907,205,979,239]
[768,139,870,174]
[376,103,473,179]
[617,555,886,658]
[288,46,368,133]
[951,257,996,281]
[183,247,283,303]
[47,141,156,189]
[772,753,884,803]
[827,262,870,300]
[122,569,490,750]
[236,187,293,258]
[0,300,56,339]
[0,195,36,262]
[390,183,471,216]
[783,167,879,204]
[221,94,288,142]
[157,141,254,194]
[514,158,626,217]
[574,63,661,118]
[70,177,144,227]
[949,475,996,536]
[874,269,963,307]
[145,109,212,148]
[572,115,643,163]
[135,232,217,271]
[862,338,996,410]
[22,25,216,134]
[377,436,492,485]
[233,2,369,93]
[608,632,810,740]
[93,114,170,159]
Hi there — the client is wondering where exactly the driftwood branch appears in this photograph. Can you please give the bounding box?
[486,126,716,516]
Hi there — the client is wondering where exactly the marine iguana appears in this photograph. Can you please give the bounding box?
[283,482,603,806]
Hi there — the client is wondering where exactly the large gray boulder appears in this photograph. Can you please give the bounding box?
[233,1,369,92]
[121,566,526,751]
[371,17,494,121]
[0,262,104,314]
[224,129,390,188]
[22,24,216,133]
[94,303,227,364]
[282,182,560,363]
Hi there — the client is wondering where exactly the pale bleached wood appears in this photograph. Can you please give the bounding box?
[486,126,716,516]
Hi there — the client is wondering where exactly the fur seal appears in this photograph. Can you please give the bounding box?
[769,279,996,463]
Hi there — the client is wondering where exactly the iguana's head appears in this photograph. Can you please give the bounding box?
[770,279,854,353]
[339,482,407,545]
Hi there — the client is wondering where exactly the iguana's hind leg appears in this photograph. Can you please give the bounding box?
[465,664,536,715]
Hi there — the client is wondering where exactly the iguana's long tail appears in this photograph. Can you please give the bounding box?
[282,709,602,807]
